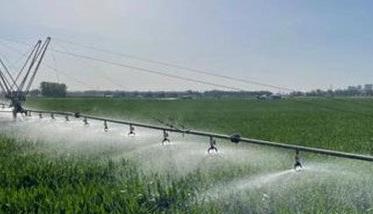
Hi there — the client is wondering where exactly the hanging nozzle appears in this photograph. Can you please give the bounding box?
[294,149,303,171]
[208,136,218,154]
[161,129,170,145]
[104,120,108,132]
[128,124,135,136]
[83,117,89,125]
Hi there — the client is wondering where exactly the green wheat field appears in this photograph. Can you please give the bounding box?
[0,97,372,213]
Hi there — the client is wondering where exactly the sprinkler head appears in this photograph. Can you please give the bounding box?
[208,137,218,154]
[83,117,89,125]
[65,115,69,121]
[39,113,43,119]
[104,120,108,132]
[161,130,171,145]
[128,124,135,136]
[294,149,303,171]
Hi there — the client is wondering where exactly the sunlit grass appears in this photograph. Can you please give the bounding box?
[0,134,372,213]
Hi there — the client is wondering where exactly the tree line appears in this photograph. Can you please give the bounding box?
[26,81,373,98]
[29,82,67,97]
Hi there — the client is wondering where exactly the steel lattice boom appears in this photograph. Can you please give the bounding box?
[0,37,51,117]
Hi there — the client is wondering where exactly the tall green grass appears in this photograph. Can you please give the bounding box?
[1,135,372,213]
[0,136,200,213]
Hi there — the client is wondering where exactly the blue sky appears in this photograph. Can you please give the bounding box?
[1,0,373,92]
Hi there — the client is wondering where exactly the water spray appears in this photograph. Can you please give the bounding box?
[65,115,70,121]
[19,109,373,163]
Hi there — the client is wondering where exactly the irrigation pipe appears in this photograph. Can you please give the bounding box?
[10,108,373,162]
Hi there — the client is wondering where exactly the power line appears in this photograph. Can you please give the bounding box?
[0,39,98,90]
[0,40,32,70]
[49,44,60,83]
[44,64,98,90]
[51,48,373,119]
[0,37,246,91]
[52,42,128,91]
[0,38,183,91]
[51,49,244,91]
[0,37,291,92]
[54,38,293,92]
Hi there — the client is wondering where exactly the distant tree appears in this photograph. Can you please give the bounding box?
[40,82,67,97]
[289,91,304,97]
[29,89,41,97]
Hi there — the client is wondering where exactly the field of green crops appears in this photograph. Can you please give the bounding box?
[27,97,373,154]
[0,97,372,213]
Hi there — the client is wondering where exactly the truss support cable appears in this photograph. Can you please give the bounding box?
[18,40,42,91]
[0,58,18,90]
[13,41,41,91]
[25,37,51,93]
[52,49,243,91]
[54,38,293,91]
[0,68,11,94]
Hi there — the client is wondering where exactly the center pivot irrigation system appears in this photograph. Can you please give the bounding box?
[1,37,373,171]
[0,37,51,117]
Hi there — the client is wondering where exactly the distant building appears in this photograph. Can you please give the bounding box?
[364,84,373,91]
[256,94,282,100]
[104,94,114,98]
[347,86,358,91]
